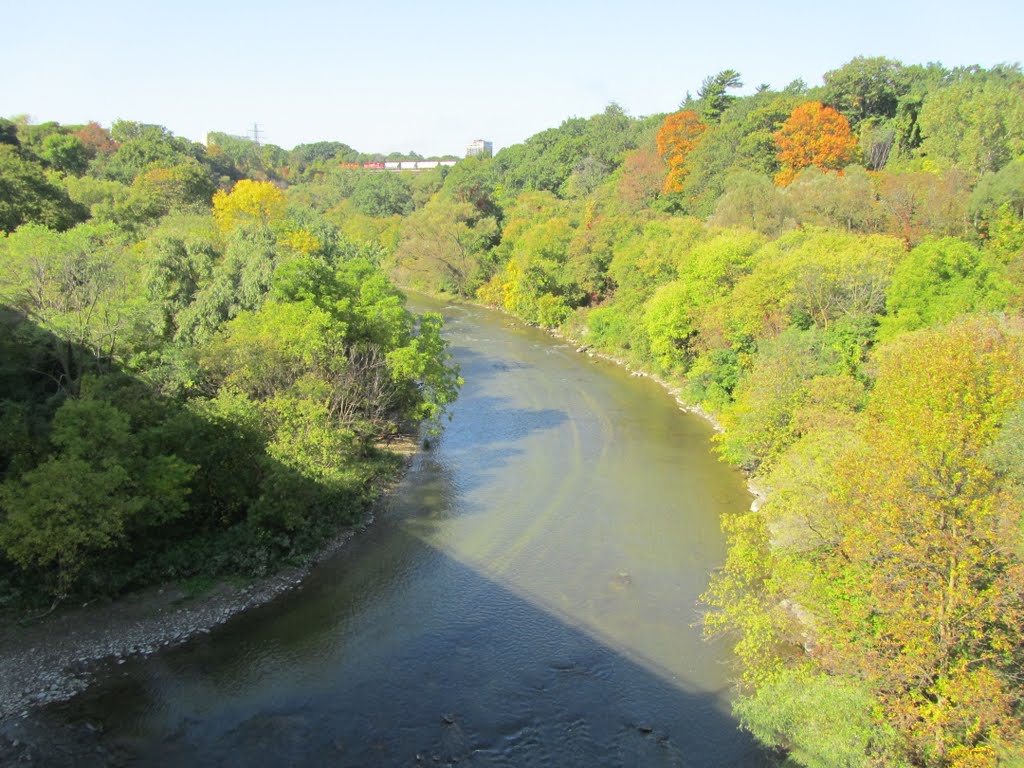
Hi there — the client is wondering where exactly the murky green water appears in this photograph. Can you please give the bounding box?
[41,299,766,766]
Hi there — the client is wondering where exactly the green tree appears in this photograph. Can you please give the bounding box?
[822,56,912,128]
[98,121,204,184]
[0,385,193,596]
[0,118,19,147]
[711,171,793,236]
[878,237,1011,339]
[107,159,216,227]
[350,171,414,217]
[395,199,498,295]
[0,145,88,232]
[715,328,833,472]
[0,223,152,391]
[39,133,90,176]
[698,69,744,122]
[918,67,1024,176]
[735,668,891,768]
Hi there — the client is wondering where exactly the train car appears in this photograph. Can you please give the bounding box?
[360,159,458,171]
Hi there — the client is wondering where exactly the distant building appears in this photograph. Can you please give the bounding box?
[465,139,493,158]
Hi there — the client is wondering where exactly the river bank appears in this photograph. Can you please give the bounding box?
[420,290,769,512]
[0,439,417,725]
[560,336,769,512]
[0,522,360,721]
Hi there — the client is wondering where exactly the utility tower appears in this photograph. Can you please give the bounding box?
[248,123,263,146]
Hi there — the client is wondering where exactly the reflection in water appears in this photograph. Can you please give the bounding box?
[38,299,767,767]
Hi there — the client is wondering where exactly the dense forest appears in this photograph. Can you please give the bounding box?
[3,55,1024,767]
[0,119,462,606]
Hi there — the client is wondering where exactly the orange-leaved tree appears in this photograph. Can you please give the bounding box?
[656,110,706,194]
[773,102,858,186]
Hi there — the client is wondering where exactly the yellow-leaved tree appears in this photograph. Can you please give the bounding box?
[706,316,1024,767]
[212,179,286,232]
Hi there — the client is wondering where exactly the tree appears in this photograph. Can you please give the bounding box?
[212,179,286,232]
[0,145,88,232]
[110,159,216,226]
[711,170,793,236]
[706,317,1024,767]
[656,110,706,193]
[72,121,118,158]
[876,168,972,244]
[918,68,1024,176]
[818,318,1024,765]
[721,228,902,348]
[98,121,203,184]
[0,386,193,596]
[615,146,665,211]
[491,107,640,197]
[878,237,1011,339]
[970,156,1024,250]
[394,199,498,295]
[735,668,891,768]
[202,255,460,444]
[0,222,152,392]
[785,166,884,233]
[0,118,20,147]
[39,133,90,176]
[350,171,414,217]
[822,56,912,128]
[439,154,499,217]
[288,141,358,173]
[773,103,859,186]
[141,213,221,340]
[734,92,802,178]
[715,328,832,472]
[643,280,699,372]
[698,69,744,122]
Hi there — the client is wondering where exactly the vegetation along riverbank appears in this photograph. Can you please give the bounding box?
[3,54,1024,766]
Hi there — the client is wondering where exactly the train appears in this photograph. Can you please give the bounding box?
[339,160,459,171]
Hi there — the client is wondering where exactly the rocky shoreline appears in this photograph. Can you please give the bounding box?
[0,512,376,726]
[561,335,768,512]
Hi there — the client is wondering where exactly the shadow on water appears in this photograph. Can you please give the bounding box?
[22,406,769,767]
[32,522,768,768]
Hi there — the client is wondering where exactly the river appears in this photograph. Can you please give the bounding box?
[25,298,768,767]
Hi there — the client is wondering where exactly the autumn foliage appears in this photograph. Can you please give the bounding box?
[773,102,858,186]
[212,179,287,232]
[616,146,666,209]
[72,121,119,157]
[706,316,1024,766]
[656,110,706,194]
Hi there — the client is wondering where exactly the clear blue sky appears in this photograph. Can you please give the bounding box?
[3,0,1022,156]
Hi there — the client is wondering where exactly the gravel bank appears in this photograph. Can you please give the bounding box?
[0,513,375,725]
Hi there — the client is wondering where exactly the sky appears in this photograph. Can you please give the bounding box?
[3,0,1022,157]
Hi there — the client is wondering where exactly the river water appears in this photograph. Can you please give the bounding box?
[34,299,767,766]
